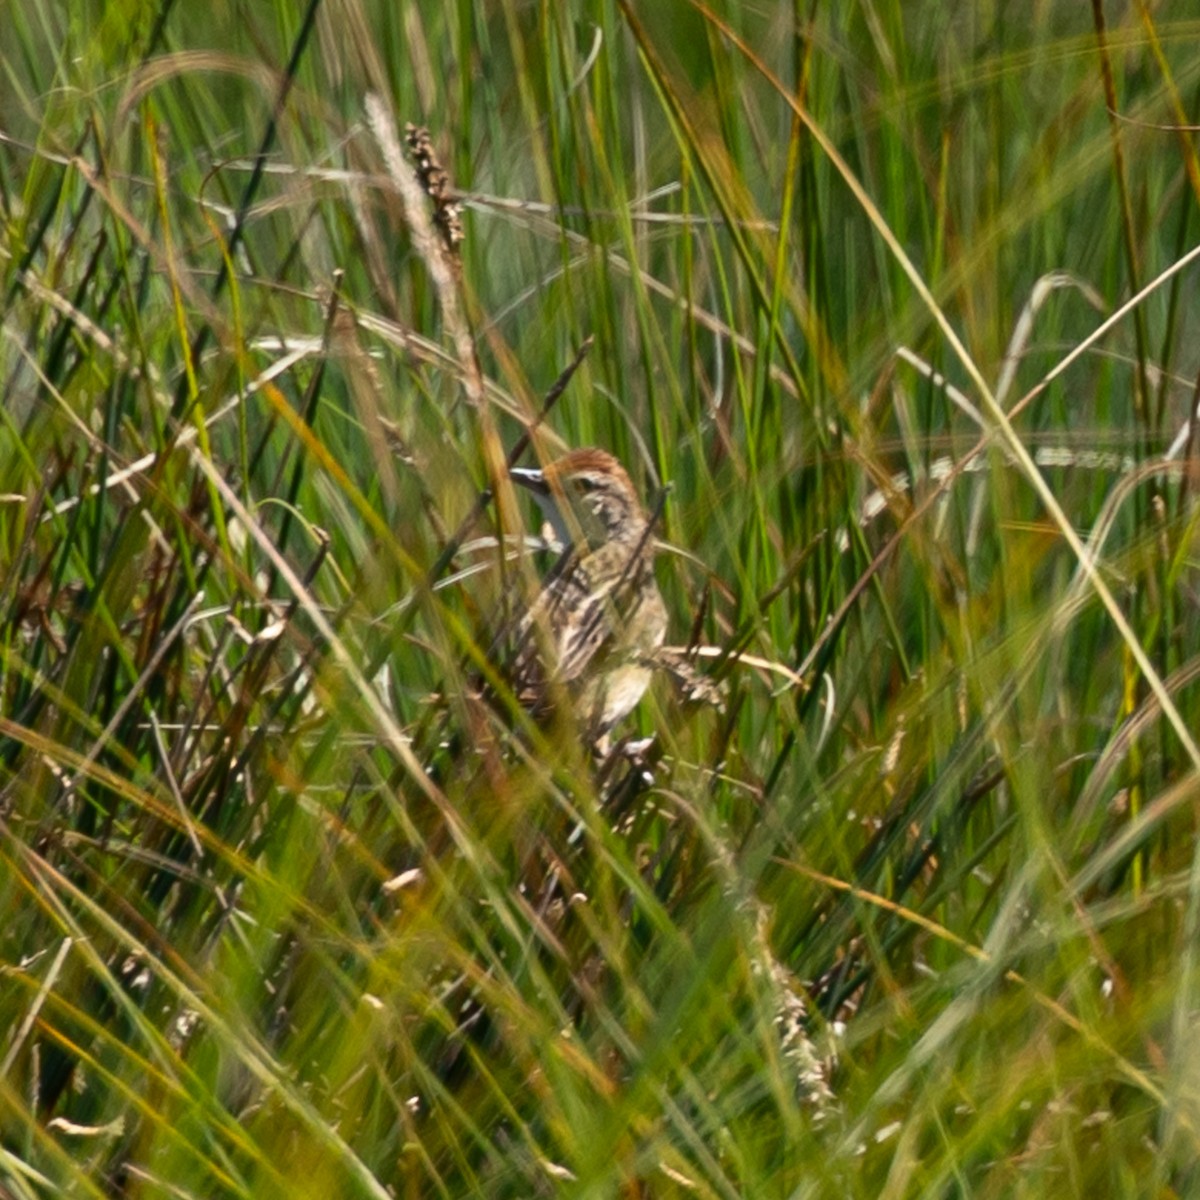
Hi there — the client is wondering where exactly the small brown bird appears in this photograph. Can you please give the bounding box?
[509,447,668,744]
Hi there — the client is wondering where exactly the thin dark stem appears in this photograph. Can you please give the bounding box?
[425,335,594,585]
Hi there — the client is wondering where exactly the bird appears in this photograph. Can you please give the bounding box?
[507,447,668,747]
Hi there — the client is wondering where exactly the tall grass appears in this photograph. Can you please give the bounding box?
[3,2,1200,1195]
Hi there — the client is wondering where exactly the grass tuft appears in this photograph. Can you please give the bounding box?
[3,2,1200,1195]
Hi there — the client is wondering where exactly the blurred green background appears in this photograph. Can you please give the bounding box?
[3,2,1200,1196]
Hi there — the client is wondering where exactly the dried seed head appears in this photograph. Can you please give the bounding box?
[405,124,465,258]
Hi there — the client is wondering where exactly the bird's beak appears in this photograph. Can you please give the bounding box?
[509,466,550,497]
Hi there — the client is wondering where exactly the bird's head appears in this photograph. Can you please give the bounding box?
[511,448,650,551]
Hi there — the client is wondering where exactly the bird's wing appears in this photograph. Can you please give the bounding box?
[514,544,643,690]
